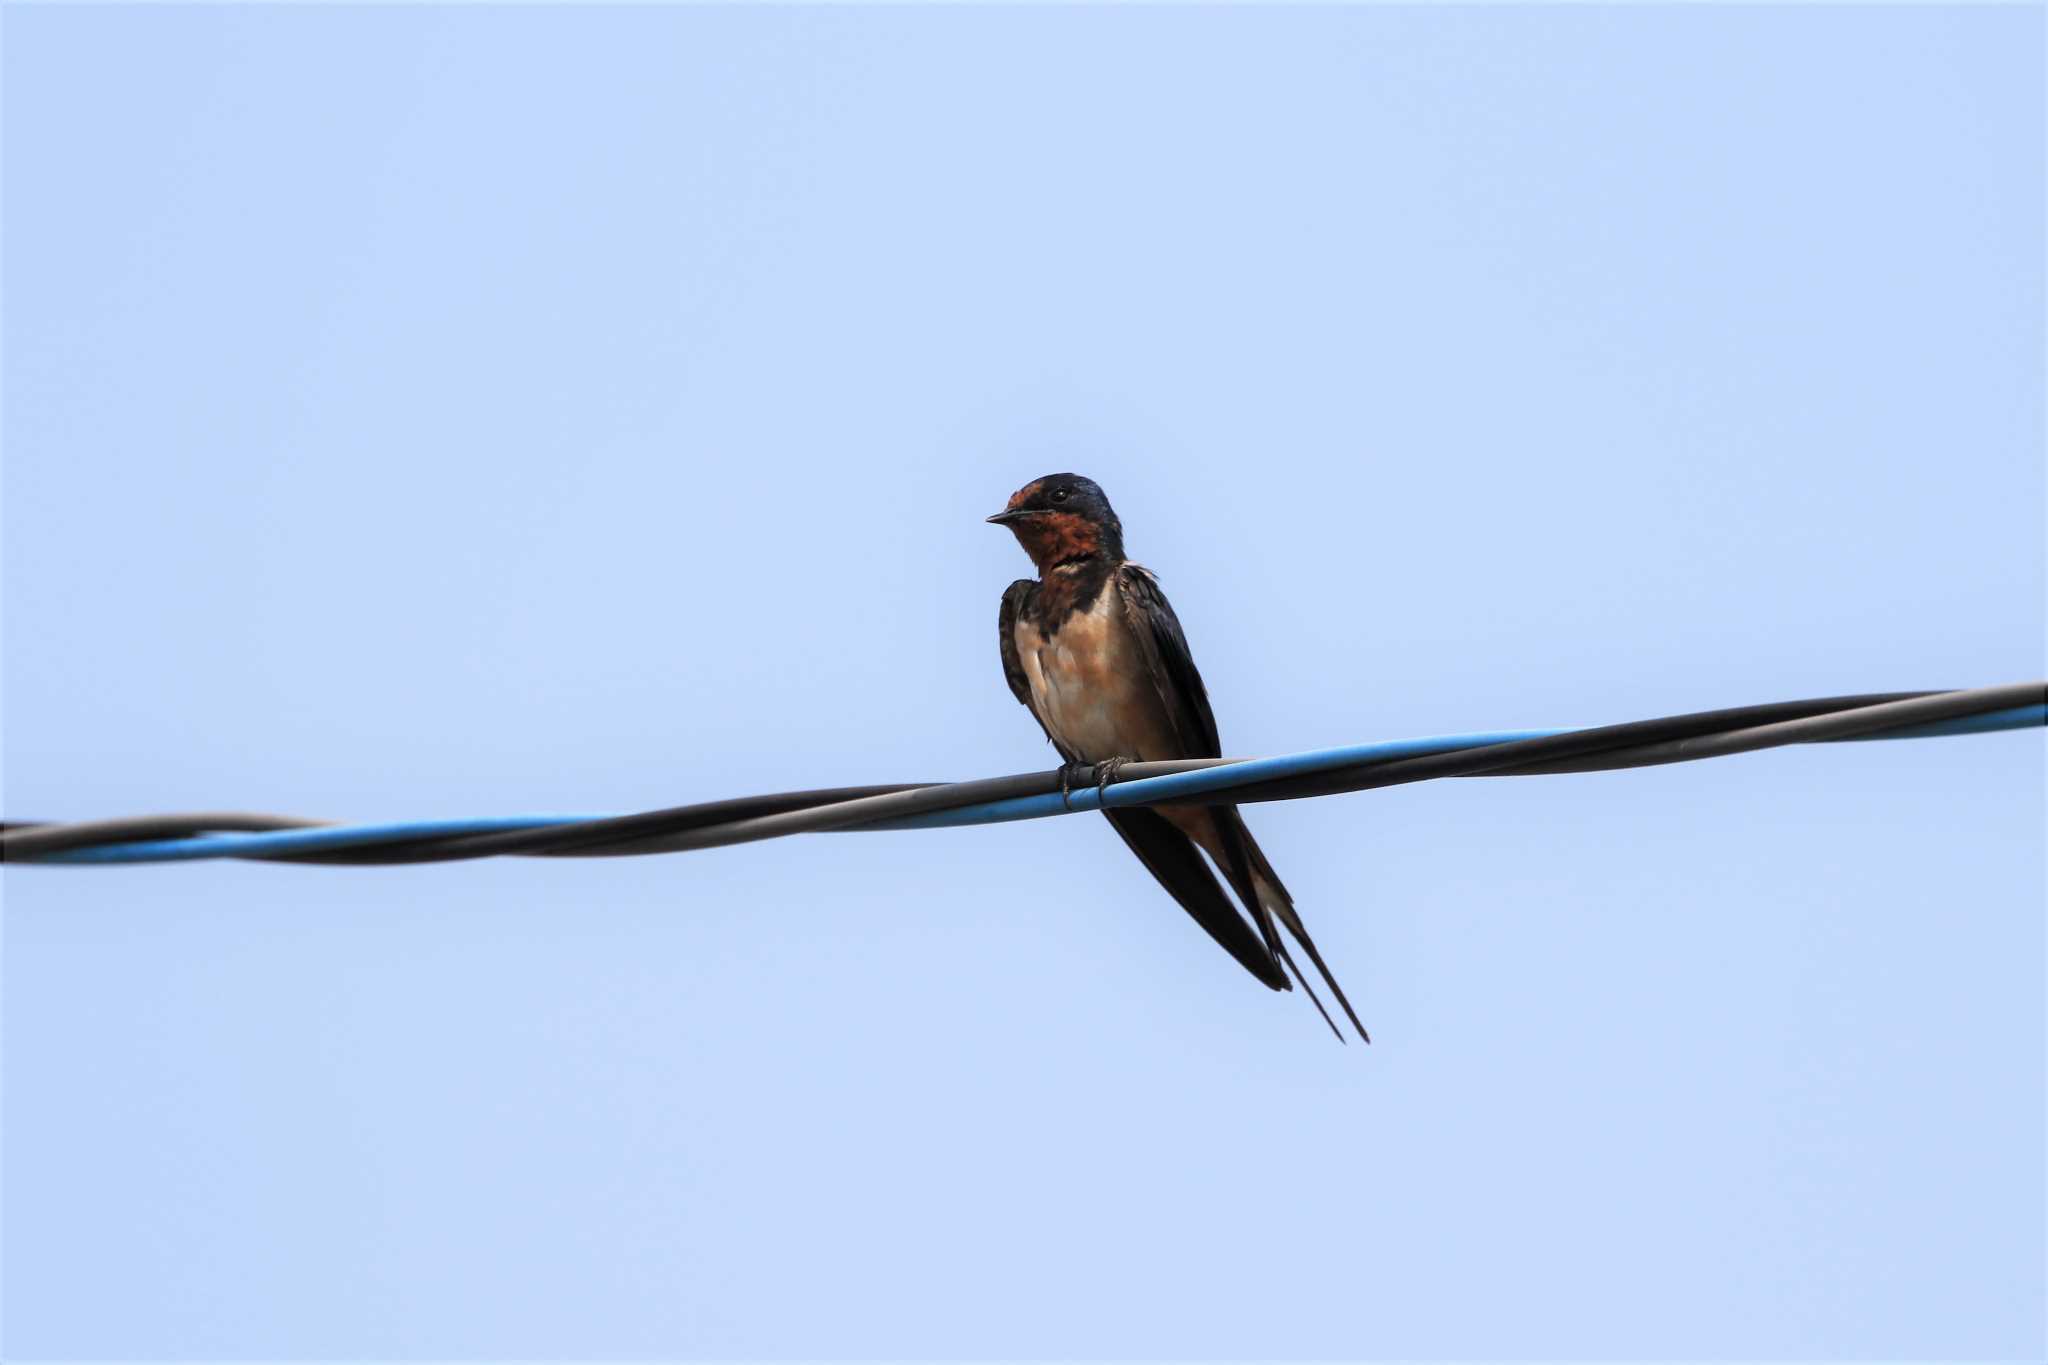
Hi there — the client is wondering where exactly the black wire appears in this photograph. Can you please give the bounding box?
[289,785,935,865]
[1223,691,1942,802]
[3,685,2038,866]
[0,812,326,856]
[1227,684,2045,807]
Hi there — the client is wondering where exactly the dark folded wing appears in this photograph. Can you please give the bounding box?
[1116,563,1222,760]
[999,577,1074,759]
[997,579,1037,709]
[1102,808,1288,991]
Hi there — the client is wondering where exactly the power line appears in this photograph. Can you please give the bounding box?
[3,683,2040,867]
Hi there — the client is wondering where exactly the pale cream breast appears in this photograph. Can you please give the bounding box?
[1015,582,1180,762]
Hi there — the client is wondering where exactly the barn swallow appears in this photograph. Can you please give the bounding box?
[990,474,1368,1042]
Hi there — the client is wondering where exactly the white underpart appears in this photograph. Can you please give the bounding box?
[1014,578,1179,763]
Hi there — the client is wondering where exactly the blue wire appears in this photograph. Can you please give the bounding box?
[42,817,587,866]
[871,727,1560,829]
[867,704,2048,828]
[32,704,2045,865]
[1855,704,2046,740]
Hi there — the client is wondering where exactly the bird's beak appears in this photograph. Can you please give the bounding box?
[986,509,1038,526]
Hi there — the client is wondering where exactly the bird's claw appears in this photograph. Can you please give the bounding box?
[1094,755,1130,802]
[1058,758,1130,810]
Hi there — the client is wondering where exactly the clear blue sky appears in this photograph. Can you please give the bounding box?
[4,6,2042,1358]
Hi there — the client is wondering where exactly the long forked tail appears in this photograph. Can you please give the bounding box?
[1215,811,1371,1044]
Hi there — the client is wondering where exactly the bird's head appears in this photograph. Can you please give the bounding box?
[986,473,1125,571]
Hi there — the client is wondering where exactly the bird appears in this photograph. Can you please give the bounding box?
[989,474,1368,1042]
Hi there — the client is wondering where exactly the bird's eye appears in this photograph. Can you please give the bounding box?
[1051,487,1070,504]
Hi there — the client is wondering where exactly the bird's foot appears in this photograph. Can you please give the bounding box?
[1093,756,1131,804]
[1058,761,1091,811]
